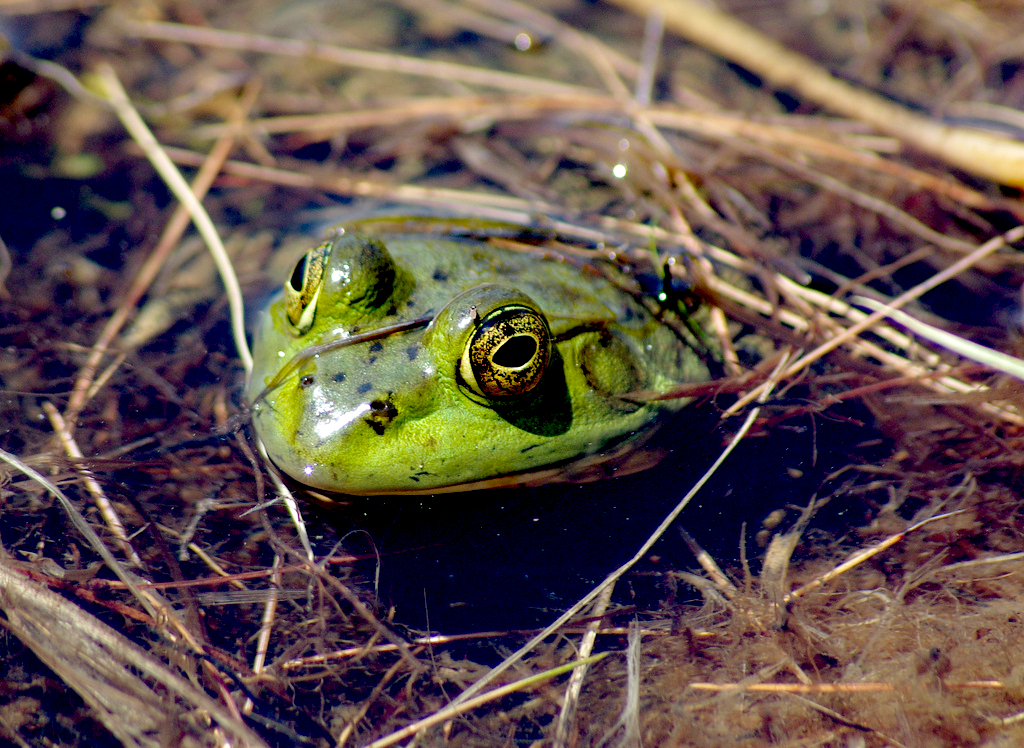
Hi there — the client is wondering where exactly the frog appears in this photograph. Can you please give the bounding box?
[248,231,710,495]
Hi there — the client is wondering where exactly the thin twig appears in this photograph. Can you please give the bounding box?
[122,19,594,98]
[363,654,609,748]
[42,402,142,567]
[64,82,255,426]
[689,680,1004,693]
[244,554,281,716]
[554,583,614,746]
[785,510,966,602]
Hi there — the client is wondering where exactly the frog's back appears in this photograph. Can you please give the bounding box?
[381,236,624,324]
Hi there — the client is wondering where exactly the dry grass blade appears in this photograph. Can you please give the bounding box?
[639,109,1006,212]
[0,447,157,617]
[595,620,642,748]
[792,694,907,747]
[785,509,966,602]
[191,92,623,138]
[737,225,1024,414]
[159,145,556,218]
[5,49,252,428]
[244,555,281,716]
[90,63,253,374]
[689,681,1004,694]
[87,61,325,588]
[0,557,269,748]
[554,583,614,746]
[709,264,1024,424]
[42,402,142,567]
[63,84,254,427]
[854,297,1024,382]
[465,0,642,84]
[255,440,315,562]
[0,448,215,662]
[677,526,736,595]
[121,18,595,97]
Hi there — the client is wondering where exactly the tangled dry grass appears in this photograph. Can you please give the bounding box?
[3,0,1024,745]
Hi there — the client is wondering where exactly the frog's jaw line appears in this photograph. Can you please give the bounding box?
[340,425,667,495]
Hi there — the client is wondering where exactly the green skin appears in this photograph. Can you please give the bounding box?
[249,234,709,495]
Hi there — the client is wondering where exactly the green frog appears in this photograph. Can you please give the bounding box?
[248,232,710,495]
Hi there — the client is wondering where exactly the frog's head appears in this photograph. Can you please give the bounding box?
[250,234,584,494]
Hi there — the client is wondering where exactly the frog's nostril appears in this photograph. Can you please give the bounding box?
[368,397,398,420]
[364,396,398,436]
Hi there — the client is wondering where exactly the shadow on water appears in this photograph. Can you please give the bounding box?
[308,399,887,634]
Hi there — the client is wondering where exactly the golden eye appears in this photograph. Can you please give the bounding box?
[284,241,330,333]
[460,305,551,399]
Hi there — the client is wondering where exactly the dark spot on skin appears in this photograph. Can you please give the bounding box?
[406,346,419,361]
[357,382,372,394]
[332,372,346,383]
[365,420,386,436]
[386,304,398,315]
[368,357,377,365]
[300,375,315,388]
[432,268,449,282]
[406,299,416,307]
[369,341,383,353]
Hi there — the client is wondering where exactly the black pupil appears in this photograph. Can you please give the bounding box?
[492,335,537,368]
[289,254,308,292]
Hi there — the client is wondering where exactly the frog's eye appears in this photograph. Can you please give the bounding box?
[284,241,330,333]
[460,305,552,399]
